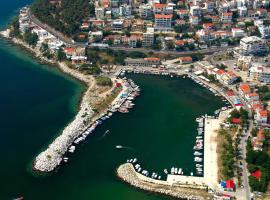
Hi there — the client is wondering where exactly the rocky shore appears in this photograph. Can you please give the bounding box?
[0,29,117,172]
[117,163,210,200]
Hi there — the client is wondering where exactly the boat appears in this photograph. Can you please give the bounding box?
[63,157,68,163]
[14,198,23,200]
[194,151,203,156]
[68,145,76,153]
[164,169,168,174]
[190,172,193,176]
[194,157,203,162]
[196,164,203,167]
[177,168,182,175]
[116,145,123,149]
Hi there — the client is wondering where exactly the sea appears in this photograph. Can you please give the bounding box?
[0,1,224,199]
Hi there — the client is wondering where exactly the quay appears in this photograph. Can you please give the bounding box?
[117,163,210,200]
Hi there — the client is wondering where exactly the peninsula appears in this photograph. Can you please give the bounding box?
[3,0,270,199]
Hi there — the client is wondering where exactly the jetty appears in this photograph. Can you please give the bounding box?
[117,163,209,200]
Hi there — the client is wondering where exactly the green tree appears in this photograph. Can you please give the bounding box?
[95,76,113,86]
[57,49,66,61]
[23,31,38,47]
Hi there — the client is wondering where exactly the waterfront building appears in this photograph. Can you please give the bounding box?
[238,36,268,55]
[154,14,173,32]
[125,57,161,67]
[143,28,155,47]
[178,56,193,64]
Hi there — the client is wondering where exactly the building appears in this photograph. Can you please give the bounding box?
[139,4,152,19]
[178,56,193,64]
[239,36,268,55]
[196,29,214,41]
[232,28,245,38]
[190,6,201,16]
[125,57,161,67]
[112,20,124,31]
[255,109,268,124]
[154,14,173,32]
[258,25,270,39]
[95,7,105,20]
[249,63,270,83]
[239,83,251,95]
[143,27,154,47]
[221,12,233,23]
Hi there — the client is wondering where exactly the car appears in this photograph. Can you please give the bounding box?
[239,172,243,176]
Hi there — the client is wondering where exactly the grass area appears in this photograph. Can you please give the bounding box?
[92,86,121,113]
[217,127,237,181]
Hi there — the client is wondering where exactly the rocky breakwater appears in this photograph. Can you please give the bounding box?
[117,163,210,200]
[33,96,94,172]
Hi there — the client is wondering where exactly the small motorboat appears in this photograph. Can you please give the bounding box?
[115,145,123,149]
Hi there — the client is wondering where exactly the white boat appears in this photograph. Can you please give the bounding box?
[164,169,168,174]
[178,168,182,174]
[115,145,123,149]
[194,151,203,156]
[194,157,203,162]
[196,164,203,167]
[68,145,76,153]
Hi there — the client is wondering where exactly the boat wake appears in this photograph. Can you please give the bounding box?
[115,145,134,151]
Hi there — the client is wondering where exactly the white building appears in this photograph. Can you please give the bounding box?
[249,63,270,83]
[258,26,270,39]
[95,7,105,20]
[190,6,201,16]
[154,14,173,32]
[139,4,152,19]
[143,27,155,47]
[232,28,245,38]
[239,36,268,55]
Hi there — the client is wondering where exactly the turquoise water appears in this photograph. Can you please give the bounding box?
[0,1,224,199]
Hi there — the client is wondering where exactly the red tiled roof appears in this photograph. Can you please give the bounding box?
[239,84,250,93]
[227,90,234,96]
[155,14,173,19]
[232,118,241,124]
[217,69,225,75]
[178,56,192,61]
[144,57,161,61]
[154,3,167,9]
[259,109,268,117]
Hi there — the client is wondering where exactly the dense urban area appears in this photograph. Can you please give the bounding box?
[3,0,270,199]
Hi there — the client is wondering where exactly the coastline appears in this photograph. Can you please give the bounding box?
[0,29,115,172]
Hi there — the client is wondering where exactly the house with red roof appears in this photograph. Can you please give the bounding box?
[245,92,259,102]
[239,83,251,95]
[255,109,268,124]
[178,56,193,64]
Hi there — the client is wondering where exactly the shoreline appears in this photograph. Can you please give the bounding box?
[0,29,116,172]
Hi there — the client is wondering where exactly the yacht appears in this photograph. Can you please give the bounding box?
[194,151,203,156]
